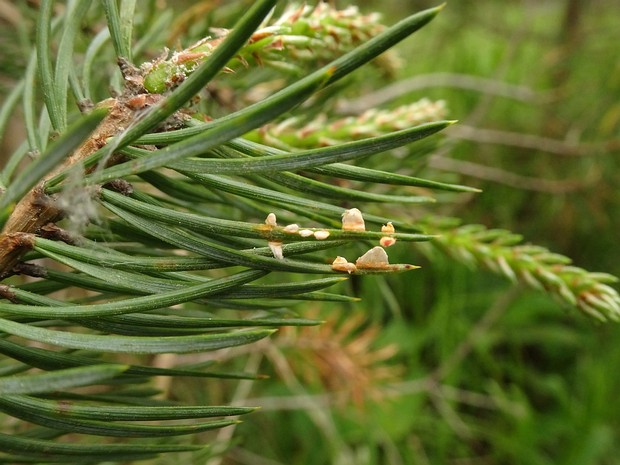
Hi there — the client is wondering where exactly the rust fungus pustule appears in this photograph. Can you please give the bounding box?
[380,221,397,247]
[355,246,390,269]
[331,256,357,274]
[268,241,284,260]
[265,213,277,227]
[313,230,330,240]
[283,224,299,233]
[381,222,395,234]
[341,208,365,231]
[380,236,397,247]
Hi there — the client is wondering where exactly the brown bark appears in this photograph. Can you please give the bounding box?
[0,98,136,279]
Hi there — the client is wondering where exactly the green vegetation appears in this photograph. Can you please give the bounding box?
[0,1,618,464]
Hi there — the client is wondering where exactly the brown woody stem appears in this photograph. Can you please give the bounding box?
[0,98,137,280]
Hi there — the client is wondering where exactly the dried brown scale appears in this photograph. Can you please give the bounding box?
[117,57,145,94]
[0,232,36,279]
[39,223,77,244]
[0,284,17,303]
[13,262,47,278]
[103,179,134,196]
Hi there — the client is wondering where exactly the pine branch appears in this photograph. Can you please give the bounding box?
[142,2,399,93]
[0,1,617,462]
[0,101,130,278]
[423,217,620,321]
[246,98,448,150]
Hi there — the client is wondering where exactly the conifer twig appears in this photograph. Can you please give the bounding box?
[142,3,398,94]
[0,98,136,278]
[422,217,620,322]
[247,98,447,150]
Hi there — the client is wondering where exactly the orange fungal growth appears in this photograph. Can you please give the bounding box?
[331,256,357,274]
[381,222,395,234]
[380,221,396,247]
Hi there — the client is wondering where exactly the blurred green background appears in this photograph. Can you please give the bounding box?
[1,0,619,464]
[216,1,620,464]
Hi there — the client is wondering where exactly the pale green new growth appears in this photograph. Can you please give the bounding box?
[425,218,620,322]
[247,98,448,150]
[143,2,398,93]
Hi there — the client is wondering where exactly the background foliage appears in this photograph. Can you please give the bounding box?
[222,1,620,464]
[0,0,619,464]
